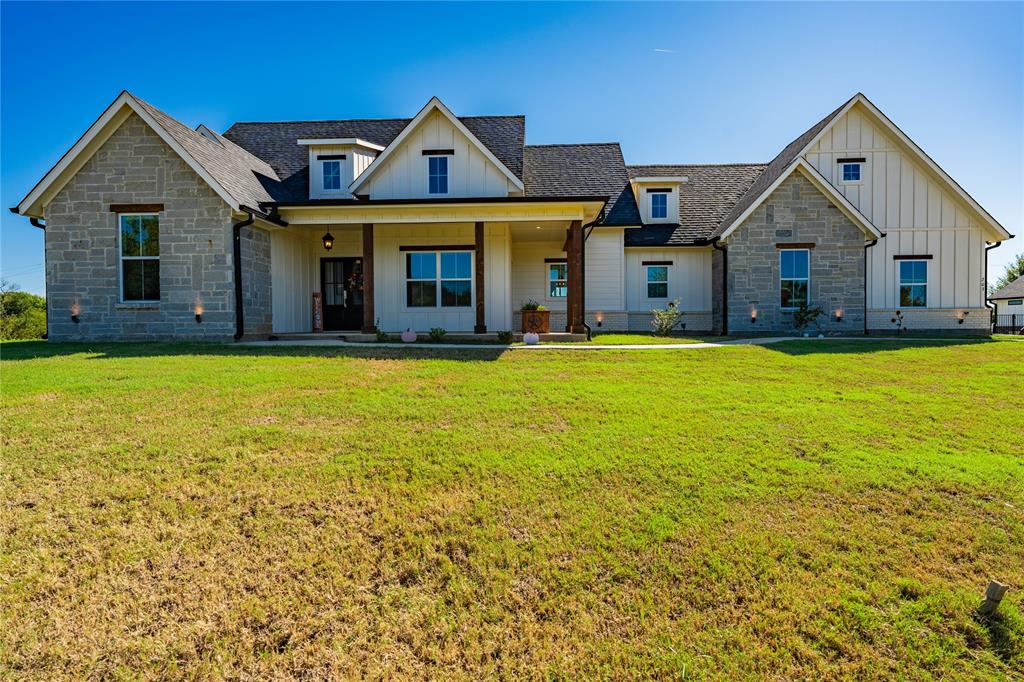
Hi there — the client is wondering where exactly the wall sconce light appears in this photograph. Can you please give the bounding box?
[194,299,204,323]
[595,312,604,328]
[835,308,843,323]
[750,308,758,324]
[957,310,969,325]
[70,301,81,324]
[321,232,335,252]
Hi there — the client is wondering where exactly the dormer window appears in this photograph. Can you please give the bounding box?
[319,156,345,192]
[425,152,451,195]
[650,192,668,220]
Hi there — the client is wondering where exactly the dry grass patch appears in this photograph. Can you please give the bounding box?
[1,339,1022,679]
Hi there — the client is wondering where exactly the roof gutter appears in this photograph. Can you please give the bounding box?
[232,210,256,341]
[984,240,1002,316]
[711,237,728,335]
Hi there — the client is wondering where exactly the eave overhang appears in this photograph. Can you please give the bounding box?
[263,196,609,226]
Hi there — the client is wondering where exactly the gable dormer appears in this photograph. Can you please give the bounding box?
[350,97,524,200]
[301,138,384,200]
[630,175,688,224]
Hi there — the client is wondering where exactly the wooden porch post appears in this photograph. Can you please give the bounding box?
[565,219,585,334]
[361,223,375,333]
[474,221,487,333]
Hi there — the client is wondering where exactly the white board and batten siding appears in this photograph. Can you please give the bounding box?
[624,248,712,313]
[373,222,511,333]
[359,111,518,200]
[509,229,625,313]
[270,228,361,333]
[804,106,989,309]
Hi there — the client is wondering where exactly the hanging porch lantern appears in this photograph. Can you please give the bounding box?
[321,232,335,251]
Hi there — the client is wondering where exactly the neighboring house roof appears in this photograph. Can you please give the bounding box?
[524,143,640,225]
[624,163,767,246]
[224,109,525,202]
[990,276,1024,300]
[13,91,280,219]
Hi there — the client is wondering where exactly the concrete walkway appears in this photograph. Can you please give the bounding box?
[238,336,994,351]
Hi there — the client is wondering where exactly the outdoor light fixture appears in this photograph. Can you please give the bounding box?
[596,312,604,327]
[835,308,844,323]
[750,308,758,324]
[321,232,335,251]
[194,299,204,323]
[958,310,969,325]
[70,301,81,324]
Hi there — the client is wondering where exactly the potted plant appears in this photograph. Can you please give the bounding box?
[520,300,550,334]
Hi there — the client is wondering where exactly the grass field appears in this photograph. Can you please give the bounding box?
[2,339,1022,679]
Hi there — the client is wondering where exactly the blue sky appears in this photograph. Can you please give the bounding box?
[2,1,1021,295]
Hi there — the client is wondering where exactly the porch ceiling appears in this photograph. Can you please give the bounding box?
[271,198,606,226]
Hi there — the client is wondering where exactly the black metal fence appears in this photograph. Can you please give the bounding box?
[993,313,1024,334]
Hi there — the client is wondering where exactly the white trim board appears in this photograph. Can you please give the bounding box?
[14,91,243,218]
[348,96,524,195]
[718,158,882,240]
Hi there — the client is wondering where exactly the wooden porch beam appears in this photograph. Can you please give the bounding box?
[361,223,375,333]
[565,220,585,334]
[474,221,486,333]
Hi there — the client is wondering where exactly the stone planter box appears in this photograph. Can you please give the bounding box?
[521,309,551,333]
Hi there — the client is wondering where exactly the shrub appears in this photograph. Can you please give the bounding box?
[650,300,683,336]
[375,319,390,342]
[520,300,547,311]
[792,302,824,333]
[496,330,514,344]
[1,289,47,340]
[428,327,447,343]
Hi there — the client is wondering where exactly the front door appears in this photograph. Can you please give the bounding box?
[321,257,364,331]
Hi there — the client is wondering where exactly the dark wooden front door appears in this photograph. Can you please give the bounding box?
[321,258,364,331]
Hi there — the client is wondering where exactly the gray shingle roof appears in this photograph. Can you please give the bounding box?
[523,144,640,224]
[991,276,1024,300]
[709,94,856,239]
[128,93,279,210]
[624,163,767,245]
[223,115,525,202]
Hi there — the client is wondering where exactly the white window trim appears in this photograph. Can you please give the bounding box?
[779,248,810,311]
[403,250,474,310]
[839,161,864,186]
[645,264,670,300]
[117,212,161,304]
[321,159,343,192]
[425,154,451,196]
[545,260,568,301]
[898,259,929,308]
[650,192,669,221]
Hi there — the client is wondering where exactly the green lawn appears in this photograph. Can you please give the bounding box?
[2,339,1022,679]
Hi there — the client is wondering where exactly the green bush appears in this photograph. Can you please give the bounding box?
[428,327,447,343]
[650,300,683,336]
[1,290,47,340]
[496,330,514,344]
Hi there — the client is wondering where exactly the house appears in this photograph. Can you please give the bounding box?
[990,276,1024,334]
[10,91,1015,341]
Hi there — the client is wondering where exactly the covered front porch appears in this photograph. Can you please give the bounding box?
[263,198,604,336]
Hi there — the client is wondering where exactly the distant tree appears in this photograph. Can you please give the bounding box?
[991,252,1024,294]
[1,281,47,340]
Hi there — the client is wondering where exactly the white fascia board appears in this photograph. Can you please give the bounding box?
[15,91,241,217]
[349,96,524,194]
[799,94,1011,241]
[297,138,386,151]
[718,158,881,241]
[630,176,689,184]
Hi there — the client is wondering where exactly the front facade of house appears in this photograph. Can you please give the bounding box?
[12,92,1014,340]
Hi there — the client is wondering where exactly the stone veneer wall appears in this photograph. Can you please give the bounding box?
[240,226,272,337]
[867,308,991,335]
[44,112,236,341]
[724,172,865,334]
